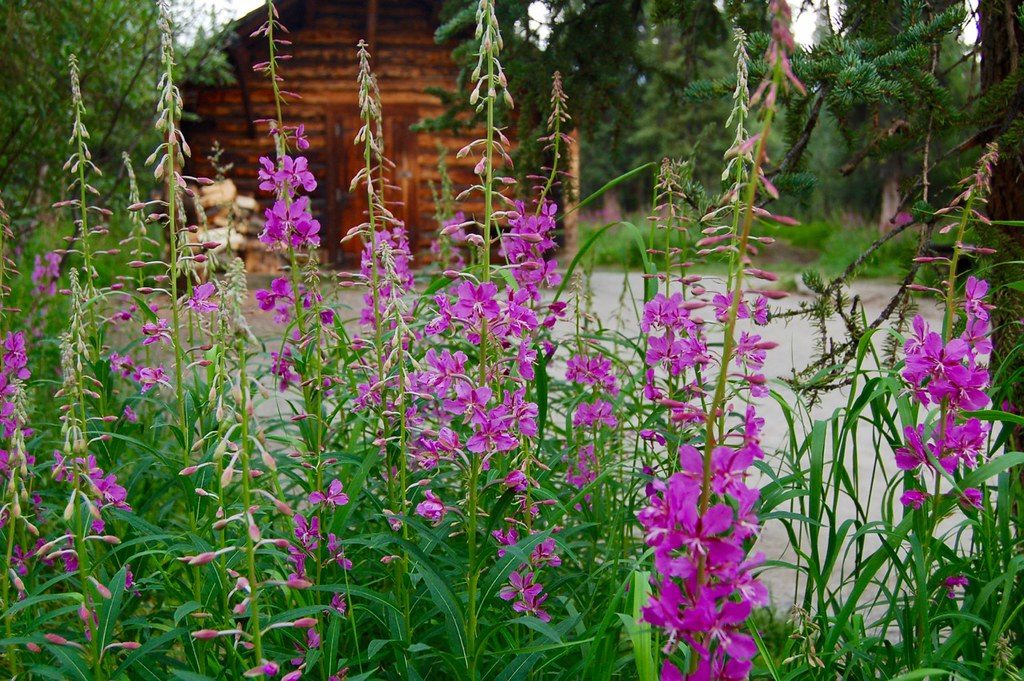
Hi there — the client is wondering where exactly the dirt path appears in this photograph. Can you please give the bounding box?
[244,268,940,612]
[582,269,944,611]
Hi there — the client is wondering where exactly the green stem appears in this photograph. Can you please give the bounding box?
[71,482,103,679]
[238,342,263,662]
[466,38,497,680]
[2,486,18,674]
[699,88,777,514]
[916,192,976,664]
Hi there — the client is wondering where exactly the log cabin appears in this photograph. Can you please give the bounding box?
[182,0,482,269]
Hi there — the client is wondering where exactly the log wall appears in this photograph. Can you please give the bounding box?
[183,0,483,268]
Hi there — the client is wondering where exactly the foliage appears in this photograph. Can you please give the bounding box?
[0,0,230,224]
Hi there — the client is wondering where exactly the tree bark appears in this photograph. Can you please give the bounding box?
[879,173,901,232]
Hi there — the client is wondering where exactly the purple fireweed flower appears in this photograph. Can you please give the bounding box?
[452,281,500,325]
[900,489,929,509]
[565,444,597,490]
[899,280,992,507]
[502,388,539,437]
[443,383,492,425]
[262,196,321,249]
[256,277,295,324]
[422,349,468,393]
[958,487,983,510]
[309,479,349,507]
[52,453,130,512]
[491,288,539,339]
[327,533,353,570]
[137,366,168,392]
[499,200,562,299]
[258,154,317,194]
[711,292,750,323]
[188,282,218,313]
[565,354,619,395]
[638,365,767,676]
[466,408,518,456]
[752,296,769,325]
[492,527,519,558]
[573,400,617,429]
[515,340,537,380]
[271,348,301,391]
[412,428,462,470]
[110,304,137,324]
[530,538,561,568]
[109,352,136,379]
[31,252,62,296]
[641,292,687,333]
[294,514,321,551]
[944,574,969,598]
[504,469,529,492]
[499,570,550,622]
[1,332,30,390]
[141,318,171,346]
[415,489,446,524]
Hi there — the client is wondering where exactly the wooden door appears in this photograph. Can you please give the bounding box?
[326,108,420,268]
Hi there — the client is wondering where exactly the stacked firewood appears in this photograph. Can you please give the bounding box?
[195,180,278,273]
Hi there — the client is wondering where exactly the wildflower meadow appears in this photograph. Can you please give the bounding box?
[1,1,1023,680]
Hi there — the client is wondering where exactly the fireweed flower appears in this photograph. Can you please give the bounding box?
[498,570,550,622]
[499,200,562,299]
[635,16,796,679]
[137,366,169,392]
[31,252,62,296]
[1,332,33,610]
[415,489,446,524]
[309,479,349,507]
[256,153,321,251]
[897,277,992,508]
[188,282,218,314]
[141,318,171,346]
[944,575,969,599]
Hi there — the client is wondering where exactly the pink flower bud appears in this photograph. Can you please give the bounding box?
[191,629,220,640]
[186,552,217,566]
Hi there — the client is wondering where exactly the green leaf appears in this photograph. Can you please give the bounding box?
[44,645,92,681]
[960,451,1024,489]
[886,670,951,681]
[559,162,656,219]
[96,566,128,655]
[113,628,189,678]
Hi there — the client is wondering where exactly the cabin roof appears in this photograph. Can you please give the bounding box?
[229,0,446,45]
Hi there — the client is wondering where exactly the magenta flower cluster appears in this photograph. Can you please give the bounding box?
[0,332,30,438]
[637,287,771,679]
[564,352,619,507]
[31,252,61,297]
[257,152,320,250]
[897,276,992,511]
[403,199,564,619]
